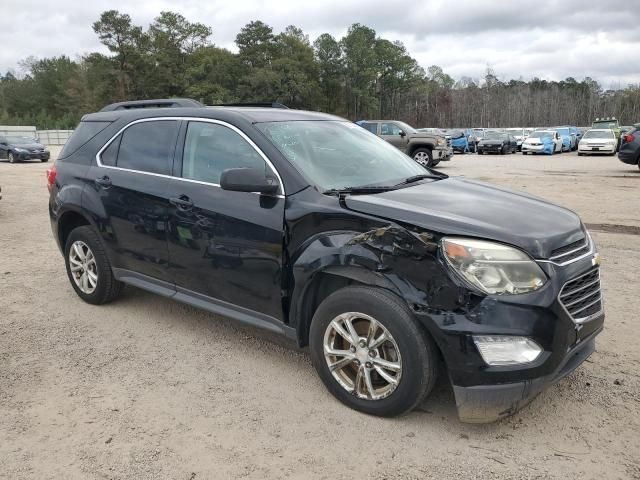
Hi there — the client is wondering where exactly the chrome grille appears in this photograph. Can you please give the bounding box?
[549,236,590,264]
[559,268,602,322]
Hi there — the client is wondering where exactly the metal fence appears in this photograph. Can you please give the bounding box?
[0,125,37,138]
[36,130,74,146]
[0,126,74,146]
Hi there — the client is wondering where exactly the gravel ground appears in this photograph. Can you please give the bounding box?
[1,149,639,480]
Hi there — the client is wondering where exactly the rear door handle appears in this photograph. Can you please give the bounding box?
[95,175,112,188]
[170,195,194,210]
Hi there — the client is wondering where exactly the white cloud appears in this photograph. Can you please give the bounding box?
[1,0,639,88]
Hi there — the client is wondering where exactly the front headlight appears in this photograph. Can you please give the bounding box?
[14,147,28,153]
[442,238,547,295]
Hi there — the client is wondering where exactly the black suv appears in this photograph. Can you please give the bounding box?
[48,99,604,423]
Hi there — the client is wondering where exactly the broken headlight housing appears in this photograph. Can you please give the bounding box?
[442,238,547,295]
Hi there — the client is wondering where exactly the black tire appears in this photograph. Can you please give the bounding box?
[41,158,49,162]
[64,226,123,305]
[412,148,433,167]
[8,152,16,163]
[309,286,438,417]
[500,146,506,155]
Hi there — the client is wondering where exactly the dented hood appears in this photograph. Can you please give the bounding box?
[344,177,584,259]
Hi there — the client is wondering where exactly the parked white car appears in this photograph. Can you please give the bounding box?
[521,130,563,154]
[578,129,617,156]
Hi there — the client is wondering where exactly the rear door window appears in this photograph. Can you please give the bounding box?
[109,120,179,175]
[360,122,378,134]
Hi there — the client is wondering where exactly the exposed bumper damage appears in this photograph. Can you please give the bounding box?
[454,335,597,423]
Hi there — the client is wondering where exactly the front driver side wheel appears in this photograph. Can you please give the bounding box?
[309,286,438,417]
[8,152,16,163]
[412,148,433,167]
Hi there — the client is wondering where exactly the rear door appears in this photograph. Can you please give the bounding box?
[89,119,179,283]
[166,120,286,320]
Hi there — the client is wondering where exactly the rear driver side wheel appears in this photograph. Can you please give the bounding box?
[309,286,438,417]
[64,226,123,305]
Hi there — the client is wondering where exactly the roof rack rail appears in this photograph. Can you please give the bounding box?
[100,98,204,112]
[210,102,289,109]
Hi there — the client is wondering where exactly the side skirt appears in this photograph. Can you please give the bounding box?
[112,268,297,341]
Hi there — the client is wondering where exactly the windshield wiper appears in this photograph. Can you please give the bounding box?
[323,185,396,195]
[395,173,448,186]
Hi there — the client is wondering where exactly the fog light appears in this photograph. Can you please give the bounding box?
[473,336,542,366]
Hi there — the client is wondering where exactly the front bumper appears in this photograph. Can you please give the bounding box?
[478,144,503,153]
[16,150,50,160]
[579,145,615,154]
[434,146,451,161]
[522,144,550,154]
[454,331,599,423]
[415,252,604,423]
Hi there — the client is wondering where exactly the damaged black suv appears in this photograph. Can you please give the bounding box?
[48,99,604,423]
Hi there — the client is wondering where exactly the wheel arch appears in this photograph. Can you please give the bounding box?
[293,267,402,347]
[287,226,445,348]
[407,143,433,157]
[57,208,95,251]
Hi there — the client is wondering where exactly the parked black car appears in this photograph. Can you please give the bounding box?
[618,124,640,170]
[477,131,518,154]
[48,99,604,423]
[0,135,50,163]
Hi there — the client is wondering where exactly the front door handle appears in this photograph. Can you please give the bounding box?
[95,175,112,188]
[170,195,194,210]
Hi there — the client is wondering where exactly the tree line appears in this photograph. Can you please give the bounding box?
[1,10,639,129]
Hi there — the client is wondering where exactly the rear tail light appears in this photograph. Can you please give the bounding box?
[46,164,57,193]
[623,134,635,144]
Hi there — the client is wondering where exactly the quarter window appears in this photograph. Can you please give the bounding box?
[182,122,267,184]
[106,120,179,175]
[100,135,120,167]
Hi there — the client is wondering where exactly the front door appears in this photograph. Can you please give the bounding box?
[88,119,179,283]
[380,122,406,150]
[166,120,286,320]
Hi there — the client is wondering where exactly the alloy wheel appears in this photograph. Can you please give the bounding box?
[413,151,430,166]
[323,312,402,400]
[68,240,98,294]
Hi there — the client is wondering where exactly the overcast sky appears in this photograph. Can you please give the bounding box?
[2,0,640,88]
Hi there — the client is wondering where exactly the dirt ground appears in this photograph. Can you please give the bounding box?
[1,149,639,480]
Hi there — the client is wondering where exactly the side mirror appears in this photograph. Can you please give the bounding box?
[220,168,279,195]
[399,130,406,137]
